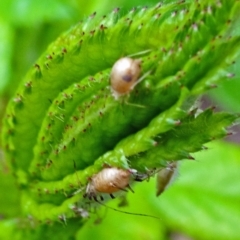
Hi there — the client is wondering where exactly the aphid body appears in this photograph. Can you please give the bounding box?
[83,167,161,219]
[110,57,142,99]
[84,167,132,200]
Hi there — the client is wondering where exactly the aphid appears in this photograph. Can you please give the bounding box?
[83,167,160,219]
[84,167,134,201]
[156,162,177,196]
[110,57,142,99]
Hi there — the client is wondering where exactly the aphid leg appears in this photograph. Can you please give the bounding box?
[124,70,152,108]
[84,181,98,201]
[114,93,143,109]
[110,194,115,199]
[126,184,134,193]
[110,182,129,192]
[130,70,152,90]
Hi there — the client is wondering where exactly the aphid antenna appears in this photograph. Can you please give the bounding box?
[72,160,85,195]
[73,160,80,183]
[131,70,152,89]
[128,49,152,58]
[95,199,161,220]
[73,187,85,196]
[121,70,152,108]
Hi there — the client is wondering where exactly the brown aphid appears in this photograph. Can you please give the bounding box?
[84,167,133,201]
[83,167,161,220]
[110,57,142,99]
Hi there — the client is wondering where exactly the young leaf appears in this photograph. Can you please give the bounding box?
[1,0,239,232]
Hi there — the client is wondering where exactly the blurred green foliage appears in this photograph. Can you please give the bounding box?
[76,141,240,240]
[0,0,240,240]
[0,0,161,96]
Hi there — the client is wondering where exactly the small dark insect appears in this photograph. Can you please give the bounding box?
[110,57,142,99]
[156,162,177,196]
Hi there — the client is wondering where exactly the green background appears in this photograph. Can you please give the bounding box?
[0,1,240,239]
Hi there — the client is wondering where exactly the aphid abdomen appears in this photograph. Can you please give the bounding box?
[93,168,131,193]
[84,167,132,200]
[110,57,141,98]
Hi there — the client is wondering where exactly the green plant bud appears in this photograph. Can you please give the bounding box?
[2,0,240,230]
